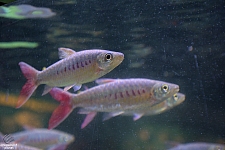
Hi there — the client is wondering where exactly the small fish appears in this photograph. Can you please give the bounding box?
[17,48,124,108]
[48,78,179,129]
[0,142,41,150]
[103,93,185,121]
[1,128,74,150]
[167,142,225,150]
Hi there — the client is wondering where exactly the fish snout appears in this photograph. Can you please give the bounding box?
[117,52,124,62]
[174,85,180,93]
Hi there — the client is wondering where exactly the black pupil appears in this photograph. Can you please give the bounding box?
[106,54,111,60]
[163,86,167,89]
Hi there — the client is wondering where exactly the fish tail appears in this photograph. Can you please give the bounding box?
[17,62,39,108]
[48,88,73,129]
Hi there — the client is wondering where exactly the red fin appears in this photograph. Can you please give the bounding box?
[17,62,38,108]
[48,103,72,129]
[49,88,71,102]
[48,88,73,129]
[81,112,97,129]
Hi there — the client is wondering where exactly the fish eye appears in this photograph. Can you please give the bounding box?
[161,84,169,93]
[173,94,178,101]
[105,53,113,61]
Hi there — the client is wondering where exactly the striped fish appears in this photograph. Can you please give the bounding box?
[17,48,124,108]
[110,92,185,121]
[48,78,179,129]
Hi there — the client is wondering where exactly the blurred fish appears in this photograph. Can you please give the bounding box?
[0,127,74,150]
[17,48,124,108]
[0,4,56,19]
[0,92,57,113]
[167,142,225,150]
[104,93,185,121]
[0,142,41,150]
[48,78,179,129]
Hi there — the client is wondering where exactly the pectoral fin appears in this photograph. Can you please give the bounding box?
[64,84,81,92]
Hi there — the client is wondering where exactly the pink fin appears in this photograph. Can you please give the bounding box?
[102,111,124,121]
[49,88,71,102]
[133,113,144,121]
[48,88,73,129]
[17,62,38,108]
[81,112,97,129]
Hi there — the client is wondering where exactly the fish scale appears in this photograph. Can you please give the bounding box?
[75,79,157,111]
[1,128,75,150]
[48,78,179,129]
[38,50,96,86]
[17,48,124,108]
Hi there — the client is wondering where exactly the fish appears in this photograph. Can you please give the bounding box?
[48,78,179,129]
[0,127,75,150]
[103,92,185,121]
[167,142,225,150]
[17,48,124,108]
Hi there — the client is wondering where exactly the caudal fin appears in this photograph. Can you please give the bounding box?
[17,62,39,108]
[48,88,73,129]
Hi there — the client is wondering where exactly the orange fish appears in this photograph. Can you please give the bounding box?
[17,48,124,108]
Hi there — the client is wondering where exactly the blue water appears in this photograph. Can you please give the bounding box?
[0,0,224,149]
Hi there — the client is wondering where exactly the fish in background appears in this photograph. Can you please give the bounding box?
[0,142,42,150]
[167,142,225,150]
[48,78,179,129]
[103,92,185,121]
[17,48,124,108]
[0,127,75,150]
[0,4,56,19]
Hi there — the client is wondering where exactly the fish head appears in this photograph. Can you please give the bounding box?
[166,93,185,107]
[152,81,179,100]
[96,50,124,75]
[58,132,75,144]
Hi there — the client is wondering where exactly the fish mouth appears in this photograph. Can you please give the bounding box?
[117,53,124,62]
[174,85,180,93]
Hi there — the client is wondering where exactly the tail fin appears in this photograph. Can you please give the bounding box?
[48,88,73,129]
[17,62,39,108]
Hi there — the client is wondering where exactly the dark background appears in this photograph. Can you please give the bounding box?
[0,0,224,149]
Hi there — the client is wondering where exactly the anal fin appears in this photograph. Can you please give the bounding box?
[42,85,53,96]
[102,111,124,121]
[81,112,97,129]
[133,113,144,121]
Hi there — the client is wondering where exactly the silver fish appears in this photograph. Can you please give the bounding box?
[168,142,225,150]
[109,93,185,121]
[48,78,179,129]
[17,48,124,108]
[4,128,74,150]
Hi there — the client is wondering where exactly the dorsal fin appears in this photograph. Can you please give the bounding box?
[95,78,118,85]
[58,47,76,59]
